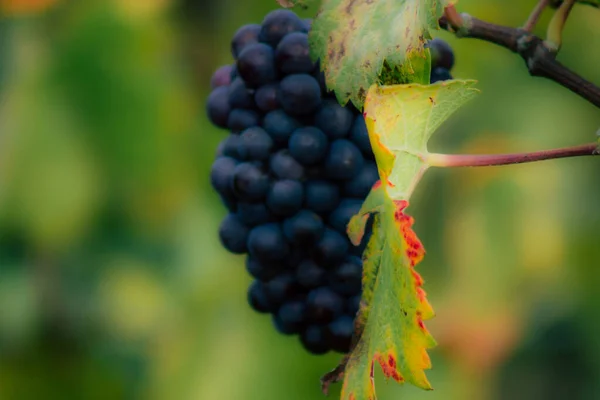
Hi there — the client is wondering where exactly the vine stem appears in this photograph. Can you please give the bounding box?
[545,0,576,51]
[523,0,550,32]
[427,142,599,168]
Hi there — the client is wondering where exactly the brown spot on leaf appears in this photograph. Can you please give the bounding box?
[345,0,357,14]
[428,96,436,105]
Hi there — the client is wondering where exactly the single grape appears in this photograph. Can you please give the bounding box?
[264,272,298,304]
[240,127,273,161]
[304,180,340,214]
[279,74,322,116]
[231,24,261,58]
[267,179,304,216]
[237,43,278,88]
[313,66,327,94]
[221,134,246,160]
[263,110,302,144]
[210,64,233,89]
[231,162,270,201]
[269,149,305,180]
[228,77,255,110]
[254,83,280,112]
[343,161,379,198]
[230,64,238,80]
[248,280,273,313]
[275,32,314,75]
[349,115,373,158]
[327,315,354,353]
[237,201,273,226]
[274,301,307,335]
[329,256,362,296]
[313,228,350,265]
[210,156,238,197]
[306,287,344,323]
[246,256,282,281]
[296,259,326,289]
[206,86,231,128]
[218,214,250,254]
[283,209,324,245]
[227,109,260,132]
[315,99,354,139]
[300,325,329,355]
[259,9,306,47]
[430,67,452,83]
[428,38,454,70]
[288,126,328,166]
[324,139,364,180]
[247,223,290,262]
[328,199,364,234]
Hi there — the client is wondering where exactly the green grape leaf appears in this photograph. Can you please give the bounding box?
[322,80,478,400]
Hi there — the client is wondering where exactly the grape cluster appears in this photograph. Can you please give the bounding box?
[206,9,454,355]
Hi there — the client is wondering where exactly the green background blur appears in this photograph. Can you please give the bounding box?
[0,0,598,399]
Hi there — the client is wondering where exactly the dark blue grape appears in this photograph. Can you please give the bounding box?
[237,43,278,88]
[283,210,324,245]
[218,214,250,254]
[248,280,273,313]
[279,74,322,116]
[237,201,272,226]
[313,228,349,265]
[304,180,340,214]
[288,126,328,165]
[324,139,364,180]
[210,64,233,89]
[267,179,304,216]
[231,24,261,59]
[428,38,454,70]
[254,83,280,112]
[349,115,373,158]
[306,287,344,323]
[269,149,305,180]
[327,315,354,352]
[227,109,260,132]
[347,295,361,316]
[315,99,354,139]
[275,32,314,75]
[240,127,273,161]
[343,162,379,198]
[219,194,237,213]
[228,77,255,109]
[210,156,237,197]
[259,9,305,47]
[230,64,238,80]
[296,259,326,289]
[274,301,307,335]
[300,325,328,354]
[430,67,452,83]
[231,162,270,201]
[263,110,301,144]
[246,257,282,281]
[313,66,327,94]
[206,86,231,128]
[328,199,363,234]
[264,272,298,304]
[221,134,245,160]
[329,256,362,296]
[247,223,290,262]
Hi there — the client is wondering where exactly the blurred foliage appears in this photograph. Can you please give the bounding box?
[0,0,598,399]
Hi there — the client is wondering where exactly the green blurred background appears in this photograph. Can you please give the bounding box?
[0,0,598,399]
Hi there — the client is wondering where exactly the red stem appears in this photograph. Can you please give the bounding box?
[428,142,598,168]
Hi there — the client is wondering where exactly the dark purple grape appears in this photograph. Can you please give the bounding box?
[231,162,270,201]
[275,32,314,75]
[263,110,301,144]
[228,77,255,109]
[227,109,260,132]
[296,259,326,289]
[288,126,328,165]
[210,64,233,89]
[247,223,290,262]
[306,287,344,323]
[246,257,282,281]
[300,325,329,354]
[206,86,231,128]
[304,180,340,214]
[430,67,452,83]
[274,301,307,334]
[328,199,363,234]
[324,139,364,180]
[329,256,362,296]
[237,43,278,88]
[279,74,322,116]
[315,99,354,139]
[283,210,324,245]
[266,179,304,216]
[264,272,298,304]
[237,201,273,226]
[327,315,354,353]
[232,24,261,58]
[221,134,246,160]
[313,228,349,265]
[240,127,273,161]
[428,38,454,70]
[349,115,373,158]
[269,150,305,180]
[210,156,237,197]
[259,9,305,47]
[219,214,250,254]
[248,280,273,313]
[343,162,379,198]
[254,83,280,112]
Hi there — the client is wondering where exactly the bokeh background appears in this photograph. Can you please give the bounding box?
[0,0,599,399]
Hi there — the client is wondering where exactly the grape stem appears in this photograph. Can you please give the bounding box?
[427,142,599,168]
[523,0,550,32]
[545,0,576,52]
[439,5,600,109]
